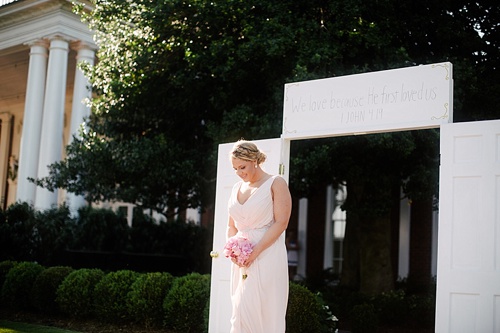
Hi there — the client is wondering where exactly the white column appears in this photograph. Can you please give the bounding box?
[66,43,95,214]
[297,198,308,279]
[35,37,69,210]
[17,41,48,204]
[0,114,13,208]
[398,188,411,278]
[323,185,334,269]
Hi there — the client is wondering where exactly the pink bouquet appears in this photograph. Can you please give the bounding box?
[224,236,253,279]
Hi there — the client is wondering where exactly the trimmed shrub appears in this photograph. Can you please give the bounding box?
[163,273,211,333]
[32,266,74,314]
[372,289,408,326]
[94,270,141,323]
[0,260,18,292]
[350,303,378,333]
[127,272,174,327]
[407,293,436,329]
[286,282,324,333]
[56,268,105,318]
[1,261,45,310]
[202,296,210,333]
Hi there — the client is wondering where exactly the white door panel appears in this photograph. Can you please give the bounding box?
[436,119,500,332]
[208,138,283,333]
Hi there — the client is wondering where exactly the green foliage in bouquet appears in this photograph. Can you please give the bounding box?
[1,261,45,310]
[94,270,141,323]
[163,273,211,333]
[127,271,174,328]
[56,268,105,318]
[32,266,74,314]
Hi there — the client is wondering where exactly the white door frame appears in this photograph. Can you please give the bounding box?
[208,62,498,333]
[435,119,500,332]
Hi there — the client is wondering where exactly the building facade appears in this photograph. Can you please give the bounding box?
[0,0,95,213]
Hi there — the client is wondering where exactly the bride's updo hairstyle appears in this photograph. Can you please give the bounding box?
[230,140,267,164]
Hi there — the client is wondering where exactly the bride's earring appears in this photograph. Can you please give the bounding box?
[255,165,257,168]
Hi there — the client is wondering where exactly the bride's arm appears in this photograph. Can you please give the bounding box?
[244,176,292,267]
[227,216,238,240]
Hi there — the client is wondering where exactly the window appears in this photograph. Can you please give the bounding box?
[331,186,347,276]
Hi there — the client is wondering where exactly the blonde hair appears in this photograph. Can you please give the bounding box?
[230,140,267,164]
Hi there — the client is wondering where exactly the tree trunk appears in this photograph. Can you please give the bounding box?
[340,179,395,294]
[306,186,326,281]
[408,198,433,293]
[359,215,394,294]
[339,209,360,290]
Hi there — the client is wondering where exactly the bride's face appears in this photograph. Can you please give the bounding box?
[232,157,256,182]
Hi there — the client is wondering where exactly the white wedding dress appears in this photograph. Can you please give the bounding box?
[227,175,289,333]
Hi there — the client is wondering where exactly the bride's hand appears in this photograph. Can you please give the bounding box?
[243,252,258,267]
[231,258,245,267]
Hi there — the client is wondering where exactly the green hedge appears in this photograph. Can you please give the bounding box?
[0,260,17,298]
[127,271,175,327]
[56,268,105,318]
[350,303,379,333]
[287,282,325,333]
[0,203,211,274]
[0,260,339,333]
[163,273,211,333]
[1,261,45,310]
[0,203,38,263]
[94,270,141,323]
[32,266,74,314]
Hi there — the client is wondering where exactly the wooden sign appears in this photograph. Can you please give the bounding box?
[282,62,453,139]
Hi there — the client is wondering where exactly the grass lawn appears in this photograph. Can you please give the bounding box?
[0,320,80,333]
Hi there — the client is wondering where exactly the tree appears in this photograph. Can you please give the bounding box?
[285,0,498,294]
[291,130,440,293]
[38,0,309,216]
[36,0,498,293]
